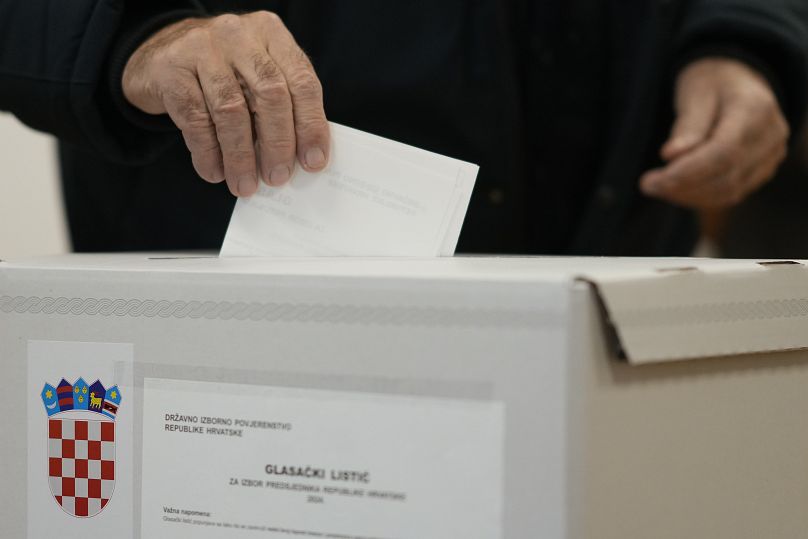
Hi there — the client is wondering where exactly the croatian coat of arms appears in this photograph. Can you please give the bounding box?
[40,377,122,518]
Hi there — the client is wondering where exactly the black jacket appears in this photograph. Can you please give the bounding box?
[2,0,808,255]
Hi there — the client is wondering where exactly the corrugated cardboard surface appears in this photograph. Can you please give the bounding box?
[567,284,808,538]
[582,260,808,363]
[3,255,808,538]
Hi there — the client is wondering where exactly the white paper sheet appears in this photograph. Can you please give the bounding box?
[220,123,478,257]
[141,378,504,538]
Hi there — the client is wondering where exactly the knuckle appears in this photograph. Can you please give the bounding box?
[288,71,323,100]
[253,78,291,104]
[209,72,235,89]
[159,42,184,63]
[295,46,313,63]
[165,83,203,114]
[251,10,282,25]
[182,26,211,48]
[150,45,186,74]
[212,96,248,120]
[744,89,780,120]
[727,93,769,125]
[285,47,314,71]
[253,53,282,80]
[208,78,246,111]
[212,13,242,31]
[182,110,215,132]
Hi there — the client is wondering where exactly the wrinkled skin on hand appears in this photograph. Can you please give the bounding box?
[123,11,330,197]
[640,58,790,210]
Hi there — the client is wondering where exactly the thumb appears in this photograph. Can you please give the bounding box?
[661,80,719,161]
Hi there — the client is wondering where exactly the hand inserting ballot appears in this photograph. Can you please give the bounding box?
[122,11,330,198]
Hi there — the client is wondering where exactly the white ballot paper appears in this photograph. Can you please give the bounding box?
[220,123,479,257]
[141,378,504,539]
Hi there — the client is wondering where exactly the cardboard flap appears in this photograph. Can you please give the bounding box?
[581,260,808,364]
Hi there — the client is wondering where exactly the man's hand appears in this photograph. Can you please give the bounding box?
[122,11,330,197]
[640,58,789,209]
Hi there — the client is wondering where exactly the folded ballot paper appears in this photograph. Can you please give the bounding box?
[220,123,478,257]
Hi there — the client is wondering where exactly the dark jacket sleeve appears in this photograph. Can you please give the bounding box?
[675,0,808,134]
[0,0,203,165]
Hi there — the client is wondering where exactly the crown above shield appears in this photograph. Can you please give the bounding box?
[41,378,122,421]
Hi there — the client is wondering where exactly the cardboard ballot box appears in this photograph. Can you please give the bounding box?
[2,255,808,539]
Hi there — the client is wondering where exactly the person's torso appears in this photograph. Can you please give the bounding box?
[65,0,693,255]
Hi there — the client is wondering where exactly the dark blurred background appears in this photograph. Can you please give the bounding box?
[704,121,808,259]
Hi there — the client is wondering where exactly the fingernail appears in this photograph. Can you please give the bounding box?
[269,165,291,186]
[305,147,327,170]
[238,177,257,197]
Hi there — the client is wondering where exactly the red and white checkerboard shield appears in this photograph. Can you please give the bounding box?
[47,417,115,518]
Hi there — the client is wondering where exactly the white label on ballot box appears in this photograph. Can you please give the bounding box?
[27,340,135,539]
[142,378,504,538]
